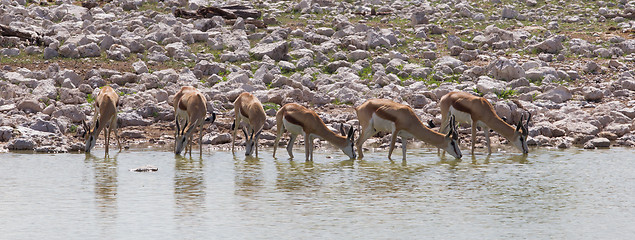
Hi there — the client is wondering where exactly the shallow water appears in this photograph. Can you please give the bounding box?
[1,147,635,239]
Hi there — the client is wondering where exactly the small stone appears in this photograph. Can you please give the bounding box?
[202,133,231,145]
[130,165,158,172]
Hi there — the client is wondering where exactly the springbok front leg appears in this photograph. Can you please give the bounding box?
[304,133,311,161]
[471,123,478,155]
[484,126,491,154]
[401,137,407,161]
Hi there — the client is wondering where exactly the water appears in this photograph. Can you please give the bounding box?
[1,147,635,239]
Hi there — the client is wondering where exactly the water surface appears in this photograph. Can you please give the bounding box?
[1,148,634,239]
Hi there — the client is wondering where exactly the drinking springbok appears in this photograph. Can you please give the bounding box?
[355,99,462,160]
[438,91,530,155]
[82,85,122,154]
[231,92,266,157]
[273,103,356,161]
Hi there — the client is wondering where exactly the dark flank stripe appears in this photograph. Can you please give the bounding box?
[284,113,304,128]
[240,105,250,119]
[375,107,398,122]
[451,99,473,114]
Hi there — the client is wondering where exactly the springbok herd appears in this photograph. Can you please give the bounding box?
[83,86,532,160]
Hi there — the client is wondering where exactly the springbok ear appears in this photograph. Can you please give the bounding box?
[82,120,88,131]
[525,112,532,128]
[340,123,346,136]
[94,119,99,131]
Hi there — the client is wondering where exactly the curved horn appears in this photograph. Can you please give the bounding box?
[241,126,249,140]
[181,119,188,135]
[525,112,532,128]
[516,113,523,132]
[347,125,354,140]
[176,118,181,134]
[340,123,346,136]
[351,128,357,142]
[450,116,459,140]
[446,115,455,138]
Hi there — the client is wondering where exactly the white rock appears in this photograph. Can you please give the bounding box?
[489,57,525,81]
[537,86,572,103]
[77,43,101,58]
[132,60,148,74]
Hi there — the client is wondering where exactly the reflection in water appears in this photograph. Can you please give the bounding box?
[174,155,206,222]
[275,159,324,192]
[4,148,635,239]
[85,153,118,233]
[234,155,264,199]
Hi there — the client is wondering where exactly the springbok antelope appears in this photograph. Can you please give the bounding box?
[82,85,122,153]
[439,91,530,155]
[355,99,462,160]
[231,92,266,157]
[273,103,356,161]
[173,86,215,156]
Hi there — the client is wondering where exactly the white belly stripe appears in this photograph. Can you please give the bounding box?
[371,113,396,133]
[282,118,305,135]
[449,106,486,128]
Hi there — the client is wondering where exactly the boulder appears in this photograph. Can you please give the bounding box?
[525,67,558,81]
[52,105,86,123]
[30,119,60,133]
[0,126,13,142]
[476,76,506,94]
[532,36,564,54]
[17,99,43,113]
[7,137,36,150]
[248,41,288,61]
[411,11,429,25]
[132,60,148,74]
[589,137,611,148]
[77,43,101,58]
[583,87,604,101]
[489,57,525,81]
[537,86,571,103]
[118,112,152,127]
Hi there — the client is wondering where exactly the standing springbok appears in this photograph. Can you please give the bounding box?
[173,86,215,156]
[231,92,266,157]
[438,91,530,155]
[273,103,356,161]
[82,85,122,154]
[355,99,462,160]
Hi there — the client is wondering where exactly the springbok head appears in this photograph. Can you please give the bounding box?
[511,112,531,154]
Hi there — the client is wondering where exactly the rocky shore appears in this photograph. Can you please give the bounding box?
[0,0,634,153]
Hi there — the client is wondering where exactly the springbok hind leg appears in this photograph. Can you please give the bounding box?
[287,134,297,159]
[387,130,399,160]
